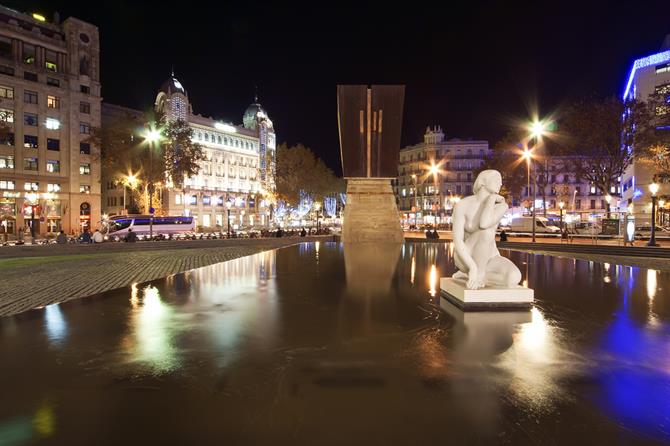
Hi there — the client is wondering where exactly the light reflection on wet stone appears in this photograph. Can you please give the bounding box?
[0,242,668,443]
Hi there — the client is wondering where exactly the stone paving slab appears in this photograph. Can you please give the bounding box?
[0,238,328,317]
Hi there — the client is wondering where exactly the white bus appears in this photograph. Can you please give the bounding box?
[103,215,195,239]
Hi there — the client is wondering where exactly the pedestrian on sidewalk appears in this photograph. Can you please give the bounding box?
[56,230,68,244]
[499,229,508,242]
[124,228,137,243]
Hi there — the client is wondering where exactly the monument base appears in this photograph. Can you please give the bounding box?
[440,277,534,311]
[342,178,403,243]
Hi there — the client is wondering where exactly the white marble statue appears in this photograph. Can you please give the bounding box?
[452,169,522,290]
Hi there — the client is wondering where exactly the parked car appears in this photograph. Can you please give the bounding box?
[634,225,670,239]
[509,216,560,233]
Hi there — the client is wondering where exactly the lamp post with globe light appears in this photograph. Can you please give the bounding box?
[314,202,321,231]
[605,194,612,219]
[648,182,660,247]
[429,163,439,225]
[558,201,565,232]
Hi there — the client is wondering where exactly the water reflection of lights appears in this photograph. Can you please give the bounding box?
[128,285,178,373]
[646,269,657,300]
[429,264,437,297]
[410,255,416,285]
[315,241,320,262]
[130,283,139,308]
[500,307,568,411]
[44,304,67,344]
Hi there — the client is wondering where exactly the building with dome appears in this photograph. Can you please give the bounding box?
[102,74,276,230]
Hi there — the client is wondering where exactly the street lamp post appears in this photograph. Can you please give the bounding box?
[648,182,659,247]
[429,163,439,225]
[314,202,321,231]
[559,201,565,231]
[226,201,232,238]
[144,128,161,240]
[527,119,548,243]
[411,174,418,227]
[605,194,612,219]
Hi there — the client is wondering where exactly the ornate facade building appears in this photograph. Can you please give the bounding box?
[393,126,489,224]
[0,6,101,237]
[103,75,276,230]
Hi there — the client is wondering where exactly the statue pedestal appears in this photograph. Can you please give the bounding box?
[342,178,403,243]
[440,277,534,311]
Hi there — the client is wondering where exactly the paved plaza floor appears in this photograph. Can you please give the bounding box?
[0,237,328,317]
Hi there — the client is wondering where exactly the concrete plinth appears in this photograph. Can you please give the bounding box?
[342,178,403,243]
[440,277,534,311]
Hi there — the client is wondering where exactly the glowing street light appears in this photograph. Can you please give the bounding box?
[225,200,232,238]
[558,201,565,232]
[648,182,660,247]
[529,120,547,139]
[143,126,163,240]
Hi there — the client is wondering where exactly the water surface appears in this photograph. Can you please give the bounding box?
[0,242,668,444]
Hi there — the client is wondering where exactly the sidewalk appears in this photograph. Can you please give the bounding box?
[404,230,670,247]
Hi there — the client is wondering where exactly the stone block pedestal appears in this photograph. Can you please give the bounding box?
[342,178,403,243]
[440,277,534,310]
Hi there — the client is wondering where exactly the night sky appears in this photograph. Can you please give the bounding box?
[15,0,670,174]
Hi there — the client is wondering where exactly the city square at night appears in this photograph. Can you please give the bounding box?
[1,1,670,444]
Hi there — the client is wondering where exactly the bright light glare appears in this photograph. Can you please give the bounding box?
[529,121,546,138]
[145,129,161,143]
[649,182,660,196]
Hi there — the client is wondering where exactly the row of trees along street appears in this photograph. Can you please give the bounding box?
[480,92,670,210]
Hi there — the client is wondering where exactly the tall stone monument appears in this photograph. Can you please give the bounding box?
[337,85,405,243]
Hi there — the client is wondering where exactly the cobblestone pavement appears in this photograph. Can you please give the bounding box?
[0,238,323,317]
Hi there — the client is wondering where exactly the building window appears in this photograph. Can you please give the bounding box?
[590,185,597,194]
[0,85,12,99]
[45,50,58,72]
[80,122,90,134]
[46,118,60,130]
[656,63,670,74]
[47,95,60,109]
[24,182,38,191]
[46,160,60,173]
[217,196,224,206]
[46,77,59,87]
[0,155,13,169]
[0,65,13,76]
[80,142,91,154]
[24,90,38,104]
[47,138,60,151]
[0,36,11,59]
[0,132,14,145]
[80,185,90,193]
[23,71,37,82]
[80,85,90,94]
[590,199,596,209]
[601,200,606,209]
[22,43,36,64]
[189,195,197,205]
[23,135,38,148]
[0,108,12,123]
[47,183,61,192]
[80,102,90,114]
[24,113,37,126]
[0,180,15,189]
[203,196,211,205]
[80,163,91,175]
[23,157,38,171]
[576,199,581,210]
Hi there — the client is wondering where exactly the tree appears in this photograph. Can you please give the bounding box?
[558,96,645,196]
[88,110,205,214]
[479,131,529,204]
[275,143,343,205]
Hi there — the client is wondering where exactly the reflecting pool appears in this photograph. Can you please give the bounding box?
[0,242,669,444]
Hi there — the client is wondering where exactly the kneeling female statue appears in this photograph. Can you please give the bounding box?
[452,169,522,290]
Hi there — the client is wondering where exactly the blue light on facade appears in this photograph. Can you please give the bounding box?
[622,50,670,100]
